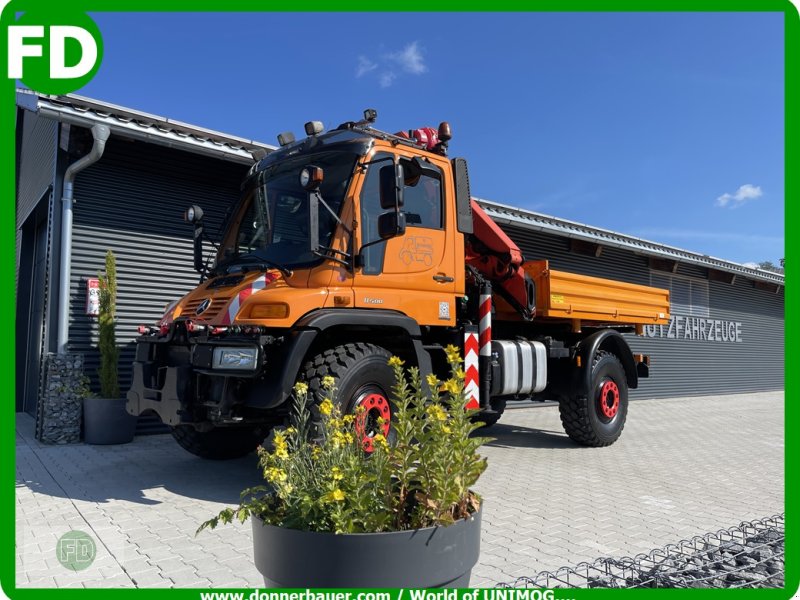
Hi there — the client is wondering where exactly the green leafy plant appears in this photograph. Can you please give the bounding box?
[199,347,490,534]
[97,250,119,398]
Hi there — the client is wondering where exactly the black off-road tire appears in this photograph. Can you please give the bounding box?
[558,350,628,447]
[302,343,395,447]
[171,425,270,460]
[474,412,502,428]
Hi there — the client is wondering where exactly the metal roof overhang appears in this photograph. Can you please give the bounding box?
[478,198,785,288]
[16,90,275,165]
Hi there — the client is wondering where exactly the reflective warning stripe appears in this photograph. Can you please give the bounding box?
[221,273,277,325]
[464,332,480,409]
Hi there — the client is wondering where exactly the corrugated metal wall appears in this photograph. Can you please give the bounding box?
[69,138,248,392]
[17,112,57,227]
[502,224,784,398]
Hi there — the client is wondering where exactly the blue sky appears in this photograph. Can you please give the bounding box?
[80,11,784,265]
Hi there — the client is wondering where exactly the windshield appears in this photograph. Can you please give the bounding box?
[216,151,359,272]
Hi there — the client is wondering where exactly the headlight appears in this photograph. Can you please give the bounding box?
[212,347,258,370]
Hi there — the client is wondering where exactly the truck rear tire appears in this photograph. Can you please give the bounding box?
[558,350,628,447]
[171,425,270,460]
[303,343,395,452]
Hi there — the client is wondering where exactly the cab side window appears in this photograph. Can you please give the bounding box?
[359,153,391,275]
[401,160,443,230]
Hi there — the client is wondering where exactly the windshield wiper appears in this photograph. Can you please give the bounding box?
[223,254,293,278]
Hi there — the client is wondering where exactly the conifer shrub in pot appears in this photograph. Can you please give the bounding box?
[199,348,489,587]
[83,250,137,444]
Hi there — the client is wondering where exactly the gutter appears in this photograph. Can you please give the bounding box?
[57,124,111,354]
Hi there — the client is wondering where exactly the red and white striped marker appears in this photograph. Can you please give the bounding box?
[479,291,492,358]
[464,331,480,409]
[221,272,278,325]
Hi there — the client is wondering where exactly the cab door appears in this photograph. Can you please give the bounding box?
[352,147,458,327]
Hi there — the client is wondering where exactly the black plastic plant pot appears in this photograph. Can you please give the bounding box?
[252,506,482,588]
[83,397,137,445]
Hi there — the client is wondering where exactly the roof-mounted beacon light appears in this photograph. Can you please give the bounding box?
[438,122,452,143]
[304,121,324,136]
[277,132,295,147]
[363,108,377,123]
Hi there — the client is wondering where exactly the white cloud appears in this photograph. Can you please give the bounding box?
[715,183,763,208]
[355,41,427,88]
[388,41,427,75]
[356,56,377,78]
[379,71,397,88]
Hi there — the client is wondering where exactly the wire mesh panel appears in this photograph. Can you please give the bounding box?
[499,514,784,589]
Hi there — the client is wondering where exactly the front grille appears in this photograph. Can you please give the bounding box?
[184,296,230,321]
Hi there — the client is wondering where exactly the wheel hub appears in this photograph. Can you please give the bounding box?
[598,380,620,419]
[354,392,391,452]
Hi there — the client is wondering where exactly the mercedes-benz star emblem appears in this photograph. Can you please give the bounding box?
[195,298,212,315]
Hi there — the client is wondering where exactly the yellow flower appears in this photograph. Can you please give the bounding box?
[293,382,309,396]
[387,356,404,367]
[266,467,287,482]
[321,375,336,390]
[426,405,447,422]
[319,399,333,416]
[376,416,386,425]
[311,446,322,459]
[355,405,366,414]
[442,425,452,434]
[285,426,296,435]
[444,345,462,364]
[332,489,345,502]
[454,368,466,380]
[426,373,439,389]
[331,467,343,481]
[342,414,355,425]
[443,379,460,395]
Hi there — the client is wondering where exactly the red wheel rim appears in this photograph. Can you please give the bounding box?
[598,380,620,419]
[354,392,391,452]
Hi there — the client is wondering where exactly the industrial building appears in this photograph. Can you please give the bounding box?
[15,89,784,425]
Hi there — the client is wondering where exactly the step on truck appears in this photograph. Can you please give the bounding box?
[127,110,670,459]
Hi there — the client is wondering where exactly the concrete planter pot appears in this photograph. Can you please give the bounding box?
[252,506,481,588]
[83,397,136,444]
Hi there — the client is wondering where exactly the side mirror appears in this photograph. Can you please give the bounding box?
[379,163,404,210]
[308,191,320,253]
[185,205,205,274]
[378,211,406,240]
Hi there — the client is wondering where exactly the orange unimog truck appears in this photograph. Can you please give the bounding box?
[127,110,669,459]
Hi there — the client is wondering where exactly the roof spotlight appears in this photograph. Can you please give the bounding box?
[277,132,295,146]
[304,121,324,136]
[363,108,377,123]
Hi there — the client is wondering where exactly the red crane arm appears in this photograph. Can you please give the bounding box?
[465,200,535,319]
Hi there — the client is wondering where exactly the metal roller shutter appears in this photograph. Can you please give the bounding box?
[68,137,249,393]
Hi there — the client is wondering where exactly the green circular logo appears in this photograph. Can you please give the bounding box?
[56,530,96,571]
[12,11,103,94]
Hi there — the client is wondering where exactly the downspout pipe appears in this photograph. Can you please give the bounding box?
[57,124,111,354]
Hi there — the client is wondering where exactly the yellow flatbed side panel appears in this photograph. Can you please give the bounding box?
[524,260,670,325]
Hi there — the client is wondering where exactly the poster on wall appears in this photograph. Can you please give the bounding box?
[86,278,100,316]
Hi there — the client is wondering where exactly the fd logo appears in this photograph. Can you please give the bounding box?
[6,12,103,94]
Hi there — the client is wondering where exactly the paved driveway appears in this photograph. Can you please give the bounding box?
[15,391,784,588]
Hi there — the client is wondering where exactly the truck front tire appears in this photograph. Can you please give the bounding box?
[558,350,628,447]
[171,425,270,460]
[303,343,395,451]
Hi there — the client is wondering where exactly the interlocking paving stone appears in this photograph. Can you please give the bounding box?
[15,391,783,588]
